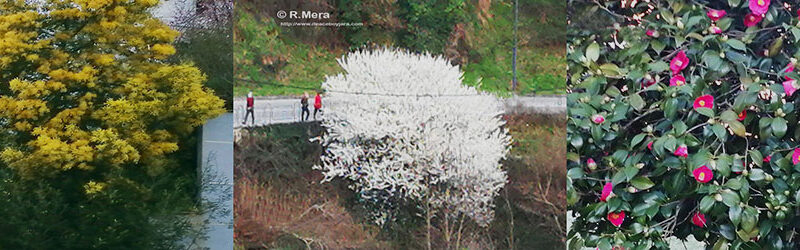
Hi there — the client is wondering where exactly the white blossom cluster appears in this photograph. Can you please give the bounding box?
[313,48,511,226]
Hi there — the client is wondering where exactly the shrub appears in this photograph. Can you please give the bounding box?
[568,0,800,249]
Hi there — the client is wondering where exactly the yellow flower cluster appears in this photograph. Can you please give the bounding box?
[0,0,225,179]
[74,0,113,10]
[84,181,107,194]
[151,44,176,59]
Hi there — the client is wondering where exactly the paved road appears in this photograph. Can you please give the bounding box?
[233,96,566,128]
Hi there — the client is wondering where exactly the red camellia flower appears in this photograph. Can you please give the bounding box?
[607,211,625,227]
[797,8,800,20]
[764,155,772,163]
[669,74,686,86]
[738,110,747,121]
[670,50,689,74]
[793,148,800,165]
[647,141,653,151]
[744,13,762,27]
[587,158,597,170]
[592,114,605,124]
[693,165,713,183]
[693,95,714,110]
[674,145,689,158]
[691,212,707,227]
[709,25,722,34]
[707,9,726,21]
[783,80,798,96]
[749,0,770,15]
[600,182,614,202]
[645,29,658,37]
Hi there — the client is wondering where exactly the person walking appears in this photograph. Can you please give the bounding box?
[242,91,255,125]
[300,92,310,121]
[313,91,322,120]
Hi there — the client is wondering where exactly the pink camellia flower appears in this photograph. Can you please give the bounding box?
[709,25,722,34]
[744,13,762,27]
[738,110,747,121]
[785,62,795,81]
[749,0,770,15]
[669,74,686,86]
[587,158,597,170]
[607,211,625,227]
[707,9,726,21]
[600,182,614,202]
[691,212,707,227]
[797,8,800,20]
[647,141,653,151]
[674,145,689,158]
[693,95,714,110]
[783,80,798,96]
[793,148,800,165]
[646,29,659,38]
[693,165,714,183]
[592,114,605,124]
[764,155,772,163]
[670,50,690,74]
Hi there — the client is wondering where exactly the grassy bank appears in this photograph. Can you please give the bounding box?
[233,113,566,249]
[233,0,566,97]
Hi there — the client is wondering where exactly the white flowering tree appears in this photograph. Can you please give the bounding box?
[313,49,511,243]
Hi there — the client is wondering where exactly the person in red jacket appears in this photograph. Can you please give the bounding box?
[313,91,322,120]
[242,91,254,125]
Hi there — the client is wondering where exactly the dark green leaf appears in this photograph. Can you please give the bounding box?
[631,176,655,190]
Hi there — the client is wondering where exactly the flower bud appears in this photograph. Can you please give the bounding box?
[714,193,723,202]
[587,158,597,170]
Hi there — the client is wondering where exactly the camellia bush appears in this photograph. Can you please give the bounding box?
[568,0,800,249]
[313,48,511,246]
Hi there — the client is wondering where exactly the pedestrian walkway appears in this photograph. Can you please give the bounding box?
[233,95,566,128]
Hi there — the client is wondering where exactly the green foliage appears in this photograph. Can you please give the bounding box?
[396,0,468,53]
[234,0,566,96]
[0,136,205,249]
[568,0,800,249]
